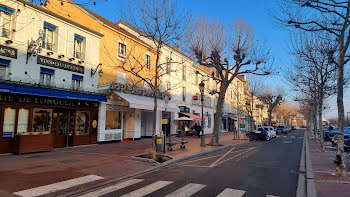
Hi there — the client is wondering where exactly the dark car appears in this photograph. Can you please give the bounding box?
[332,133,350,151]
[292,126,296,130]
[249,128,269,141]
[276,126,287,134]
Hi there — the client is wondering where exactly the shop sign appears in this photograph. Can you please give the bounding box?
[0,92,98,108]
[179,106,190,113]
[0,45,17,59]
[2,131,13,138]
[161,119,168,124]
[37,55,84,74]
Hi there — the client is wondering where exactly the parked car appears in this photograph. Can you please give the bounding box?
[292,126,296,130]
[332,133,350,151]
[262,126,277,139]
[249,127,269,141]
[326,128,350,141]
[276,126,287,134]
[285,126,292,133]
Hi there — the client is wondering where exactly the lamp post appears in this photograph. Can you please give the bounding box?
[199,81,206,147]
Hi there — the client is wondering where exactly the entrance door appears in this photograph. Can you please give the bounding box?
[53,110,75,148]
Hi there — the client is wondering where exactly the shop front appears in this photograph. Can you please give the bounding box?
[0,83,106,154]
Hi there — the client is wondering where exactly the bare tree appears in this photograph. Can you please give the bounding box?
[273,0,350,176]
[243,77,263,132]
[114,0,189,156]
[258,86,284,126]
[186,17,271,146]
[287,32,338,151]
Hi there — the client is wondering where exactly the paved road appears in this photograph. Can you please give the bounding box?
[77,130,304,197]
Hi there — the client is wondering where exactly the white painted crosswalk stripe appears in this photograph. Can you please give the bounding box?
[120,181,173,197]
[216,188,245,197]
[78,179,144,197]
[164,183,206,197]
[266,195,279,197]
[13,175,103,197]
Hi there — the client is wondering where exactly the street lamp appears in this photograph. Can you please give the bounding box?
[199,81,206,147]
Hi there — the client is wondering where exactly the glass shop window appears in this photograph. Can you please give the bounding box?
[17,109,29,134]
[75,111,90,135]
[2,108,16,138]
[32,108,52,133]
[105,111,121,130]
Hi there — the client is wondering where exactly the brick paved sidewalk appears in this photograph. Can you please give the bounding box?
[307,132,350,197]
[0,132,245,197]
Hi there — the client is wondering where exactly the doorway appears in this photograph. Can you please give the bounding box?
[52,109,75,148]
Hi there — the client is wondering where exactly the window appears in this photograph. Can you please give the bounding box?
[74,35,85,60]
[118,42,126,58]
[207,114,211,128]
[0,6,13,39]
[72,74,83,90]
[105,111,122,130]
[166,57,170,74]
[166,82,170,93]
[75,111,90,135]
[43,23,56,51]
[32,108,52,133]
[145,54,150,69]
[17,109,29,133]
[2,108,15,138]
[39,67,54,86]
[182,87,186,102]
[182,65,186,80]
[0,58,10,80]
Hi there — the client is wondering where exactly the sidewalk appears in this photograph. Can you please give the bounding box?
[307,132,350,197]
[0,132,246,197]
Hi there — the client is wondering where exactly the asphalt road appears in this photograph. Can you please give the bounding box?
[78,129,304,197]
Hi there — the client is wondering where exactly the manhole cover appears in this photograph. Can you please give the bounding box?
[60,159,80,163]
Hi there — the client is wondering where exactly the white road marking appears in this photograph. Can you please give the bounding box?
[121,181,173,197]
[164,183,206,197]
[290,136,295,138]
[298,137,303,139]
[216,188,245,197]
[282,141,293,144]
[266,195,279,197]
[282,136,287,138]
[78,179,144,197]
[14,175,103,197]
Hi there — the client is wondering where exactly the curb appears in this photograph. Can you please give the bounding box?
[296,131,317,197]
[61,141,245,197]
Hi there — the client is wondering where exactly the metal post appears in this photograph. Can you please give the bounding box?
[200,92,206,147]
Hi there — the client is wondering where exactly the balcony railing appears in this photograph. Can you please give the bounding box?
[1,28,11,39]
[42,41,55,51]
[74,51,84,60]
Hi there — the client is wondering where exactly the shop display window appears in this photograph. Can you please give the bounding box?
[105,111,121,130]
[32,108,52,133]
[75,111,90,135]
[2,108,16,138]
[17,109,29,133]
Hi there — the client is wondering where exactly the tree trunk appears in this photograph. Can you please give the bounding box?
[268,107,273,126]
[318,97,325,152]
[209,82,228,146]
[313,104,319,142]
[308,106,313,136]
[336,55,346,176]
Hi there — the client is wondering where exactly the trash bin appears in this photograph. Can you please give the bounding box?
[155,135,165,153]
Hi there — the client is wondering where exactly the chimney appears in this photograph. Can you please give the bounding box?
[173,43,179,51]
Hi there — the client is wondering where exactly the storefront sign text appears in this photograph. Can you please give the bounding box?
[37,55,84,74]
[0,92,98,108]
[0,45,17,59]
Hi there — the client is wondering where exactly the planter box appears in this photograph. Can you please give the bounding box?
[14,134,53,154]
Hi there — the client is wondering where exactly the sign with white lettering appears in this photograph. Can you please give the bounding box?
[37,55,84,74]
[0,45,17,59]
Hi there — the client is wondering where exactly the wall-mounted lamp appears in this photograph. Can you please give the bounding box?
[78,60,84,64]
[5,40,13,45]
[58,54,64,58]
[69,57,75,61]
[47,51,53,56]
[91,63,103,77]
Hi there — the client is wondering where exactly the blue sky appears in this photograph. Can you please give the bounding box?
[85,0,344,118]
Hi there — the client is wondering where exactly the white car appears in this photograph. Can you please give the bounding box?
[262,126,277,139]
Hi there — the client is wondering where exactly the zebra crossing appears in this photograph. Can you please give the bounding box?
[78,178,280,197]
